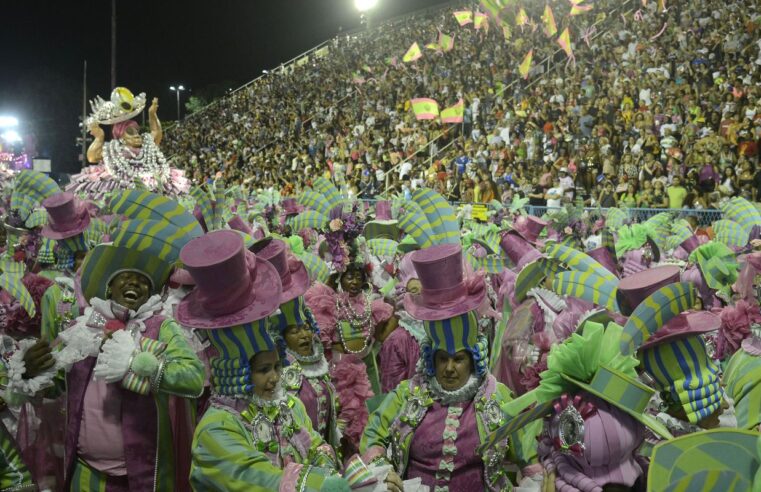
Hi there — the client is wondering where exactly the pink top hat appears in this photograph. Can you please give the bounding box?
[227,215,254,236]
[40,192,91,240]
[403,244,486,321]
[169,268,195,287]
[257,238,309,304]
[587,247,620,277]
[616,265,681,316]
[679,235,701,255]
[508,215,548,245]
[280,198,304,217]
[375,201,393,221]
[500,233,544,270]
[176,230,282,329]
[639,311,721,350]
[397,253,419,288]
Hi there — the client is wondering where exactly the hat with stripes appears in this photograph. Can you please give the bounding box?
[648,429,761,492]
[724,348,761,431]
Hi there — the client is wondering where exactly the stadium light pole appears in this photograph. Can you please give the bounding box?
[169,85,186,124]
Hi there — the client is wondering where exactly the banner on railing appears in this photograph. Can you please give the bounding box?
[314,46,330,58]
[296,56,310,67]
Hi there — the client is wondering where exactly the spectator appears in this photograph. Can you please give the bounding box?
[668,176,688,209]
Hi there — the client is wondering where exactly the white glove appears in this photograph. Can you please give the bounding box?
[93,330,136,383]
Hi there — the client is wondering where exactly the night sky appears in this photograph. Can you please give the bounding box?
[0,0,449,173]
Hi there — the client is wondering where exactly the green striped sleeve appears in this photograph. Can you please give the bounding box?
[156,319,205,398]
[190,407,332,491]
[360,380,410,455]
[40,284,62,342]
[0,423,34,491]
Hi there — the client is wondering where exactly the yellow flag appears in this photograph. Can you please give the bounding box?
[410,98,440,120]
[403,42,422,63]
[516,8,529,26]
[453,10,473,26]
[474,12,489,30]
[425,42,439,50]
[570,3,593,15]
[557,27,573,58]
[519,49,533,79]
[440,99,464,123]
[542,4,557,36]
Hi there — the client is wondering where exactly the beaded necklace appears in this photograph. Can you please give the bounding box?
[334,291,373,354]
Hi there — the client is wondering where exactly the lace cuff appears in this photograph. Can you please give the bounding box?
[93,330,137,383]
[6,339,57,399]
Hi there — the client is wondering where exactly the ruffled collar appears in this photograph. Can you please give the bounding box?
[55,295,164,371]
[427,374,483,405]
[249,385,287,410]
[396,310,427,343]
[286,337,325,366]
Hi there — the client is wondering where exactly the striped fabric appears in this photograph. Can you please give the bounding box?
[79,219,189,301]
[10,170,60,221]
[724,350,761,430]
[0,421,34,492]
[108,190,205,239]
[288,210,328,233]
[23,209,47,228]
[58,233,89,254]
[689,242,739,295]
[545,243,618,283]
[712,219,749,248]
[0,273,35,318]
[721,197,761,235]
[571,366,652,414]
[36,238,57,265]
[467,253,508,274]
[412,188,460,245]
[69,459,109,492]
[362,221,400,241]
[600,229,616,253]
[424,311,479,355]
[122,337,168,395]
[310,177,344,212]
[190,186,214,230]
[667,220,693,251]
[213,186,228,231]
[0,259,25,275]
[271,297,308,332]
[645,212,673,250]
[398,204,435,249]
[207,319,275,362]
[203,319,275,395]
[299,252,330,284]
[367,238,400,258]
[648,429,761,492]
[605,208,628,229]
[516,258,565,302]
[620,282,696,355]
[640,336,722,424]
[551,270,619,312]
[298,190,333,217]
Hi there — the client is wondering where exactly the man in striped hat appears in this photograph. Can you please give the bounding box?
[19,218,205,491]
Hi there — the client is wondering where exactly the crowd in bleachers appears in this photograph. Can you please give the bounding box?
[164,0,761,210]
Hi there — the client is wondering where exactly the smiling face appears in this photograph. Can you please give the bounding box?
[283,324,313,356]
[122,125,143,148]
[250,350,282,400]
[434,349,473,391]
[108,271,152,310]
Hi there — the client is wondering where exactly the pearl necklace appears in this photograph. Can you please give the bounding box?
[335,291,373,355]
[102,134,170,189]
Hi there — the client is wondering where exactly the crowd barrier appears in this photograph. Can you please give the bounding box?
[356,199,724,225]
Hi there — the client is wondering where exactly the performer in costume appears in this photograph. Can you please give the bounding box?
[361,243,542,492]
[486,318,673,492]
[68,87,189,199]
[19,217,204,491]
[259,239,342,450]
[178,231,349,492]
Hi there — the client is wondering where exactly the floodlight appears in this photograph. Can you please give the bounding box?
[0,116,18,128]
[354,0,379,12]
[1,130,21,143]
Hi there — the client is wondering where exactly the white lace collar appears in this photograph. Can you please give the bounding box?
[428,374,482,405]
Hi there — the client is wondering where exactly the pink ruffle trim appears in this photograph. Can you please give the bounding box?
[331,355,373,448]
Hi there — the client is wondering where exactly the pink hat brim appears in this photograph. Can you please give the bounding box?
[639,311,721,350]
[278,261,310,304]
[403,288,485,321]
[176,257,281,329]
[41,213,91,240]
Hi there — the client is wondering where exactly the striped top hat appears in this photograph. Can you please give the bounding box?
[403,243,485,321]
[648,429,761,492]
[721,197,761,239]
[713,219,750,248]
